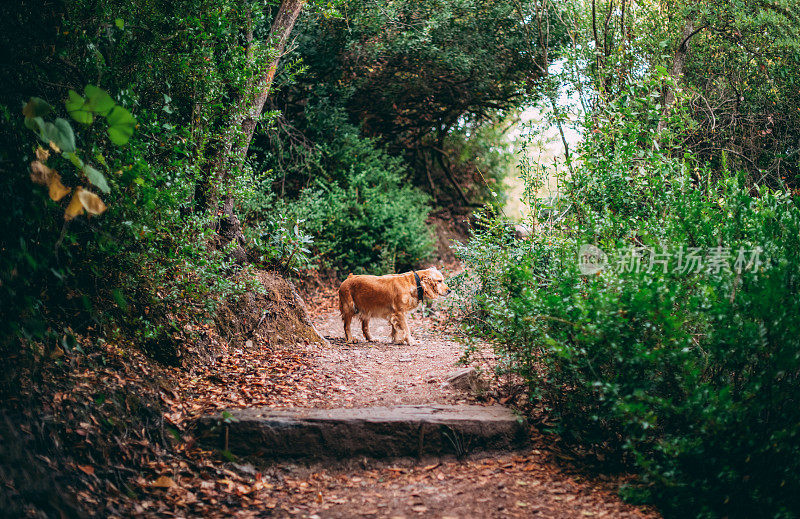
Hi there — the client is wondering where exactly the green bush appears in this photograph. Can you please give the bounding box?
[456,79,800,517]
[286,103,434,274]
[1,86,258,357]
[233,170,314,273]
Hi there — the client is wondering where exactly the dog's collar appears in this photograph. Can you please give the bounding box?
[413,271,424,302]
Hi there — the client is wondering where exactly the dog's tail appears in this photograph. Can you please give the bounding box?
[338,282,357,318]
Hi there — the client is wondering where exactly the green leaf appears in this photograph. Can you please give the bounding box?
[114,18,124,29]
[83,164,111,193]
[40,118,76,152]
[106,105,136,145]
[41,122,58,143]
[53,118,76,152]
[84,85,115,116]
[64,151,84,169]
[23,97,52,118]
[66,90,93,124]
[24,116,45,134]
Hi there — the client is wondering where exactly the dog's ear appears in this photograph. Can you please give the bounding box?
[422,276,438,299]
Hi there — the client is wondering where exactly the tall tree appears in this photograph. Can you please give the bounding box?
[228,0,307,176]
[573,0,800,184]
[198,0,307,209]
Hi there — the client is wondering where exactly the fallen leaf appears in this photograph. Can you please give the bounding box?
[48,172,71,201]
[77,464,94,476]
[65,190,84,220]
[151,475,177,488]
[77,188,107,215]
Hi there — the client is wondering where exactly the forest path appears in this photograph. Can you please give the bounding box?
[308,304,486,408]
[174,293,659,518]
[245,303,660,518]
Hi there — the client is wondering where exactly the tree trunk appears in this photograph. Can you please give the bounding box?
[227,0,306,174]
[196,0,306,266]
[198,0,306,210]
[658,19,705,132]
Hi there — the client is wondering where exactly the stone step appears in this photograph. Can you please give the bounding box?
[195,405,527,460]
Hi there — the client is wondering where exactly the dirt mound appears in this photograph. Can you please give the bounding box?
[215,269,328,348]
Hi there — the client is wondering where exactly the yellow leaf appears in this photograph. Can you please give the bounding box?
[30,160,53,185]
[151,475,177,488]
[77,189,106,215]
[49,140,61,153]
[65,190,84,220]
[48,172,71,201]
[35,146,50,162]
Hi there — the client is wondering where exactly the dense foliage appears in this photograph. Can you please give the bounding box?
[562,0,800,186]
[460,146,800,518]
[252,99,435,273]
[456,1,800,513]
[0,0,281,354]
[292,103,434,273]
[261,0,564,209]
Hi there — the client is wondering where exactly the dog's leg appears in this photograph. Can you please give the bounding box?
[397,312,416,346]
[339,288,357,344]
[343,312,356,343]
[389,316,400,343]
[361,317,373,342]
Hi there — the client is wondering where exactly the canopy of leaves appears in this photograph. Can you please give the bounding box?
[306,0,560,145]
[567,0,800,186]
[260,0,566,206]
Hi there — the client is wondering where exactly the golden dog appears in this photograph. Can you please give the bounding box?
[338,267,451,345]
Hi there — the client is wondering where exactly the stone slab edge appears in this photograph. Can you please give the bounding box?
[194,405,528,460]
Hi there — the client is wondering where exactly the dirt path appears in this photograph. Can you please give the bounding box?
[255,305,660,519]
[309,305,489,408]
[163,292,658,518]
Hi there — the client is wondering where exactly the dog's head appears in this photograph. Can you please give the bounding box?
[420,267,451,299]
